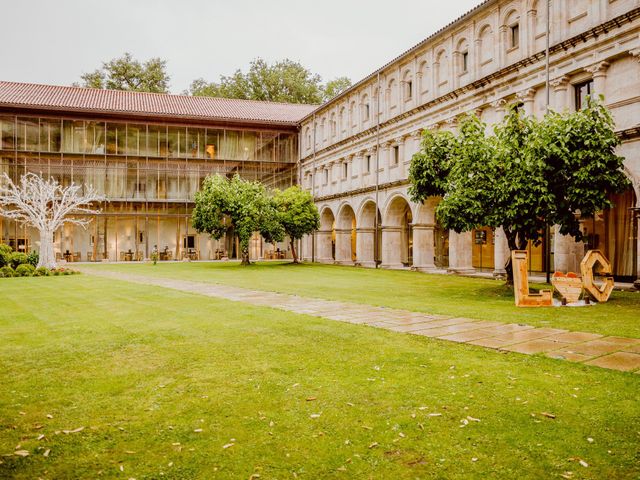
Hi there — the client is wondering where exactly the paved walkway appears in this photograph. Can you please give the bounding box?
[78,268,640,374]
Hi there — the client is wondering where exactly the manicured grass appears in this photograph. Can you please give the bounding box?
[83,261,640,338]
[0,276,639,479]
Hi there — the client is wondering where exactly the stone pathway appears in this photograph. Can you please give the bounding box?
[78,268,640,374]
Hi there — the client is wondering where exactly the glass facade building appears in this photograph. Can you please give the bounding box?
[0,114,300,262]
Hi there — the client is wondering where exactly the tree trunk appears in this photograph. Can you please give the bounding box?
[290,239,298,263]
[38,228,56,269]
[240,248,251,266]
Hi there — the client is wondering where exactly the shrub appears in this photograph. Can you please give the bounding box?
[0,244,12,268]
[27,251,39,267]
[15,264,35,277]
[9,252,28,269]
[34,266,50,277]
[0,265,14,278]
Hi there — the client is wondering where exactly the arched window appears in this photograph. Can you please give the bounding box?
[338,107,346,135]
[349,101,357,128]
[402,70,413,102]
[305,127,311,150]
[319,117,326,143]
[456,38,470,75]
[503,10,520,51]
[418,61,429,97]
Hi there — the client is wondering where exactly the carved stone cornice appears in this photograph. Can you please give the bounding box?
[584,60,610,76]
[516,88,536,102]
[550,75,571,90]
[629,48,640,62]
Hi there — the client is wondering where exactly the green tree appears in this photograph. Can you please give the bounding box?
[409,98,629,283]
[192,175,283,265]
[78,53,170,93]
[187,58,350,104]
[321,76,352,101]
[273,186,320,263]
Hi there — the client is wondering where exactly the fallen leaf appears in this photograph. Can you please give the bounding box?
[309,414,321,419]
[194,429,203,433]
[587,438,594,443]
[428,413,442,417]
[37,434,45,441]
[467,416,481,422]
[43,449,50,457]
[306,397,317,401]
[14,450,29,457]
[346,402,354,407]
[579,460,589,468]
[46,414,53,419]
[368,442,378,449]
[222,443,234,449]
[541,412,556,419]
[62,427,85,434]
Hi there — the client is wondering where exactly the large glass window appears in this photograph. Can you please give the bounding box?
[17,117,39,151]
[0,116,15,150]
[85,121,105,154]
[126,124,146,156]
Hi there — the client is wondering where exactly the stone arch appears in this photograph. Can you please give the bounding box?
[411,198,440,271]
[361,93,370,123]
[318,206,336,263]
[418,60,430,97]
[455,37,470,76]
[356,198,383,267]
[387,78,398,110]
[336,203,357,264]
[381,194,414,268]
[434,49,449,94]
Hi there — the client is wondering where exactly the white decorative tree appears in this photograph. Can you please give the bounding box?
[0,173,104,268]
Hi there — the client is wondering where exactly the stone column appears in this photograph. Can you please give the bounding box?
[334,229,354,265]
[301,234,313,262]
[493,227,510,277]
[315,229,333,263]
[526,8,537,56]
[380,226,404,269]
[498,25,508,68]
[412,223,436,271]
[551,75,571,110]
[585,61,609,97]
[356,228,376,268]
[448,230,475,274]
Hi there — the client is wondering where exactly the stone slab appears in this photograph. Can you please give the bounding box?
[544,331,604,344]
[501,339,573,355]
[584,352,640,372]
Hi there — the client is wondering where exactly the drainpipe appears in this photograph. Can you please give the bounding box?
[311,113,317,263]
[544,0,551,284]
[374,72,381,268]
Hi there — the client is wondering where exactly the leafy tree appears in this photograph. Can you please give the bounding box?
[78,52,170,93]
[322,76,352,101]
[273,186,320,263]
[192,175,284,265]
[187,58,350,104]
[409,98,629,283]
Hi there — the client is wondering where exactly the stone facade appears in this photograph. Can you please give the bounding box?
[299,0,640,280]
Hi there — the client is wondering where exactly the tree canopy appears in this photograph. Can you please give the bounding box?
[186,58,351,104]
[192,175,284,265]
[78,52,170,93]
[272,186,320,263]
[409,97,629,282]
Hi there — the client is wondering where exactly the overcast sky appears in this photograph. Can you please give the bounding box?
[2,0,481,94]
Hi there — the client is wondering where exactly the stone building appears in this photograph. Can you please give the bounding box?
[299,0,640,281]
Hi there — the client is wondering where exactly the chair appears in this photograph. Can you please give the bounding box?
[119,251,125,262]
[55,252,62,261]
[166,251,173,261]
[135,251,143,261]
[73,252,81,262]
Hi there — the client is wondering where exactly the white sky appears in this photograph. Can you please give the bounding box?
[1,0,481,94]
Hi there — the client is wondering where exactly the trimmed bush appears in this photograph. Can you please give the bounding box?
[15,264,35,277]
[27,251,39,267]
[9,252,28,269]
[0,244,12,268]
[0,265,15,278]
[34,266,51,277]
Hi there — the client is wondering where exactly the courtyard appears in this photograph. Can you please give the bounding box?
[1,262,639,479]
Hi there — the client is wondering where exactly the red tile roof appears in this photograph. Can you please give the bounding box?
[0,81,316,126]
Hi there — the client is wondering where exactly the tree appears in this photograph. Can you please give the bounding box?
[409,97,629,283]
[78,52,170,93]
[186,58,351,104]
[273,186,320,263]
[192,175,283,265]
[0,173,104,269]
[321,76,352,101]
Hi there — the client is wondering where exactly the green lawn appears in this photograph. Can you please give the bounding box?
[0,275,639,479]
[82,261,640,338]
